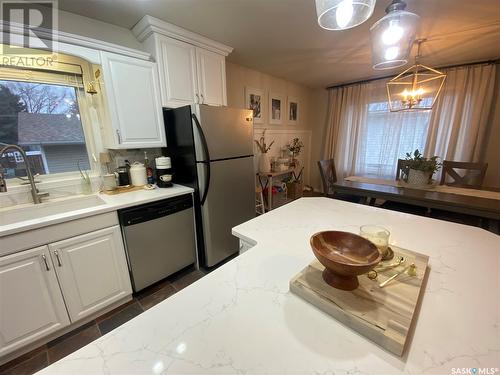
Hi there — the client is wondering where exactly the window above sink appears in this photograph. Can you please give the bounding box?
[0,47,104,188]
[0,77,90,178]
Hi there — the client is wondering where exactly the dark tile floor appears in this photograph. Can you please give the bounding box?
[0,266,207,375]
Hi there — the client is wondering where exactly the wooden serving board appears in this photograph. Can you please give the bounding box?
[100,185,146,195]
[290,246,429,356]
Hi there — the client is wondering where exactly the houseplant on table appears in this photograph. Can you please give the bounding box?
[402,149,441,186]
[254,129,274,173]
[286,137,304,168]
[283,137,305,198]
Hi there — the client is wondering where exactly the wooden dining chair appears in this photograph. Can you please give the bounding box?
[382,159,428,216]
[317,159,360,203]
[440,161,488,189]
[395,159,411,181]
[317,159,337,196]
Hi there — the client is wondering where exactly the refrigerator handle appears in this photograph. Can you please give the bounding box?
[192,113,211,206]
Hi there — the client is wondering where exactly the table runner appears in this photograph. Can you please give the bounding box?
[344,176,500,200]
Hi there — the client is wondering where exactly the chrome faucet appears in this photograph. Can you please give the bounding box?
[0,144,48,204]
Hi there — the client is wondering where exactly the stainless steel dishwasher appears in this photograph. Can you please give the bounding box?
[118,194,196,292]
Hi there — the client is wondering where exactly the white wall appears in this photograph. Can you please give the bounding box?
[225,62,327,187]
[308,89,329,191]
[57,9,143,51]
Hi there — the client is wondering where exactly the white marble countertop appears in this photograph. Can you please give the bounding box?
[0,184,193,237]
[38,198,499,374]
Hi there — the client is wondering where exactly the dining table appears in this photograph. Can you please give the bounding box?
[331,176,500,222]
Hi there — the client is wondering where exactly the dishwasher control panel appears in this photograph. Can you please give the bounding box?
[118,194,193,226]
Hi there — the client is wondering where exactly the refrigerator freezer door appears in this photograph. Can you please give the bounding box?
[197,156,255,267]
[194,105,254,161]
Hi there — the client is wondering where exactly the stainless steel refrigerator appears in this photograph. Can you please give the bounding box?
[162,105,255,267]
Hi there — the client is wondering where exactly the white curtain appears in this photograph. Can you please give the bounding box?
[424,64,496,162]
[323,83,369,179]
[323,79,430,179]
[323,62,497,179]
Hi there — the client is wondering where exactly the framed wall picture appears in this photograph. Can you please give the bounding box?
[287,97,299,125]
[245,87,264,124]
[269,92,284,125]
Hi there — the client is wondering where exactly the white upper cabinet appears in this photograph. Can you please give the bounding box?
[158,36,198,108]
[100,51,166,148]
[196,48,227,106]
[0,246,70,357]
[133,15,232,108]
[48,226,132,322]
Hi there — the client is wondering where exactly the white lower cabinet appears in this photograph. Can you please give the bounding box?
[0,246,70,357]
[48,226,132,322]
[0,225,132,358]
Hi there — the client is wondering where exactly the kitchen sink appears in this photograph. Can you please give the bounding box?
[0,195,106,226]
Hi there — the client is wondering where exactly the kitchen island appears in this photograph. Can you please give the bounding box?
[38,198,499,374]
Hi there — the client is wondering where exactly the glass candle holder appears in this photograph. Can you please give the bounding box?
[81,178,92,195]
[360,225,390,259]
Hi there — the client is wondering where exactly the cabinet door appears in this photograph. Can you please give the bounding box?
[48,226,132,323]
[100,52,166,148]
[196,48,227,106]
[0,246,69,357]
[159,37,198,108]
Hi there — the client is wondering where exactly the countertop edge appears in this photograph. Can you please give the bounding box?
[0,185,194,237]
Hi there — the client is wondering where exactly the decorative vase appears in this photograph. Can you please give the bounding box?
[259,153,271,173]
[407,169,431,186]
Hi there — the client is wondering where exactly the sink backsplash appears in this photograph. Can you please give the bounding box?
[0,148,162,209]
[107,148,162,171]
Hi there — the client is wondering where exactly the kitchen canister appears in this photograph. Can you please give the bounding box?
[102,173,117,191]
[155,156,173,188]
[129,162,148,186]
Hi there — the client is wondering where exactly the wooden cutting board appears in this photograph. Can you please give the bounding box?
[289,246,429,356]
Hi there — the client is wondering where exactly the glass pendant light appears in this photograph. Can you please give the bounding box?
[315,0,376,30]
[370,0,419,70]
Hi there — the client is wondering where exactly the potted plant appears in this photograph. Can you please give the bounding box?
[286,137,304,168]
[254,129,274,173]
[402,149,441,186]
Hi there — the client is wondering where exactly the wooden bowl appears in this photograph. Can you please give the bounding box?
[310,231,381,291]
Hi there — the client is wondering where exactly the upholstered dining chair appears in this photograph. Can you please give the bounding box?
[317,159,360,203]
[440,161,488,189]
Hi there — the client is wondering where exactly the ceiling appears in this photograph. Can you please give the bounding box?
[58,0,500,88]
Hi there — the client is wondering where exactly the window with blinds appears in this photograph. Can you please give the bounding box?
[0,67,90,178]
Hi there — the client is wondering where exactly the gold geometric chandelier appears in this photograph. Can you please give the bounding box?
[386,40,446,112]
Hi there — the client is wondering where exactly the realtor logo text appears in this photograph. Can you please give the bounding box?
[451,368,499,375]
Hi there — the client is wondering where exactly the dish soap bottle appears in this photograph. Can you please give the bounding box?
[144,151,154,184]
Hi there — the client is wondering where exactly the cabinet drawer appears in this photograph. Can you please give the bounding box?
[1,212,119,256]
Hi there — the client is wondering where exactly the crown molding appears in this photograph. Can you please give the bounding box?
[132,15,233,56]
[1,21,151,61]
